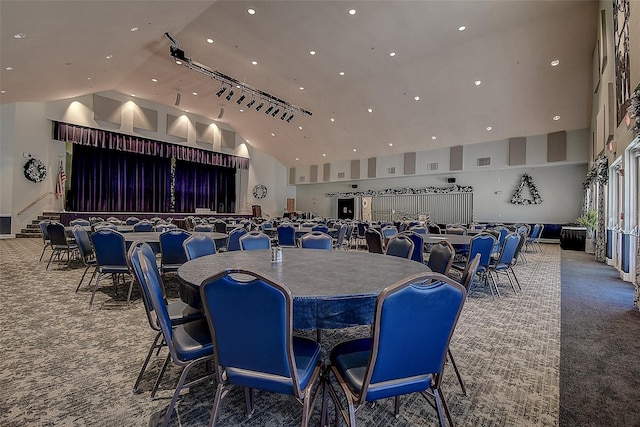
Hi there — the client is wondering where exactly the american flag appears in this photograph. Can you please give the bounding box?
[55,160,66,199]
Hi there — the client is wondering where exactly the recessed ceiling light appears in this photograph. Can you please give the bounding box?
[130,93,136,97]
[206,38,214,44]
[299,87,304,90]
[192,92,198,96]
[87,77,92,80]
[5,66,14,71]
[151,78,157,82]
[367,108,373,113]
[0,90,5,94]
[184,109,189,112]
[296,157,300,161]
[388,143,393,147]
[130,27,139,32]
[271,133,275,137]
[474,80,482,86]
[486,126,493,131]
[339,71,345,76]
[458,25,466,31]
[553,115,561,121]
[389,52,396,57]
[309,50,316,55]
[414,96,420,101]
[353,148,357,152]
[431,135,437,140]
[251,60,257,65]
[13,33,26,39]
[239,109,244,112]
[323,153,327,157]
[105,55,113,59]
[248,8,256,15]
[348,9,356,15]
[330,117,335,122]
[551,59,560,67]
[175,60,182,65]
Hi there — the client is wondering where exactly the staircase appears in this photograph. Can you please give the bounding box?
[16,211,61,238]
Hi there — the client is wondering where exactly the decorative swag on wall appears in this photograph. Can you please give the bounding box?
[325,184,473,198]
[52,121,248,213]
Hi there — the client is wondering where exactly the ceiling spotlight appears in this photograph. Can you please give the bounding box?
[474,80,482,86]
[551,59,560,67]
[265,105,274,115]
[272,107,280,117]
[287,114,295,123]
[281,111,288,120]
[216,86,227,97]
[236,94,246,104]
[553,115,561,121]
[458,25,466,31]
[225,89,234,101]
[255,102,264,112]
[246,98,256,108]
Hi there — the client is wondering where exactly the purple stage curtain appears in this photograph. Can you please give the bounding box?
[173,159,236,213]
[68,144,171,212]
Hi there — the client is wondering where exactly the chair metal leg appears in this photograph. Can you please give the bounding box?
[161,362,198,427]
[447,348,467,396]
[133,332,164,393]
[46,250,57,270]
[90,273,102,306]
[150,354,171,398]
[208,382,226,427]
[39,245,48,262]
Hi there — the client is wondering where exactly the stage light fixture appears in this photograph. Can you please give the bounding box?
[215,86,227,97]
[165,32,312,124]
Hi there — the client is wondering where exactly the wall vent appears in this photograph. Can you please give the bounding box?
[476,157,491,167]
[427,162,439,171]
[298,176,306,182]
[337,172,345,179]
[387,167,396,174]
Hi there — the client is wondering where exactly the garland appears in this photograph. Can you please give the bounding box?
[627,83,640,135]
[23,158,48,183]
[169,156,176,212]
[326,184,473,198]
[582,155,608,190]
[510,173,542,205]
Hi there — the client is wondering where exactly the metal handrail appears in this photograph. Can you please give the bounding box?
[17,192,54,216]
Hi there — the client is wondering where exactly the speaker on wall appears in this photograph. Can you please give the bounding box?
[447,178,456,183]
[351,184,358,189]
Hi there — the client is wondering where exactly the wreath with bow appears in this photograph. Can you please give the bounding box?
[23,158,48,183]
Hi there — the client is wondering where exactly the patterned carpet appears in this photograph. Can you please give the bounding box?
[0,239,560,426]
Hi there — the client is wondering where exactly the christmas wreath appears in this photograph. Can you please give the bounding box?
[23,158,48,183]
[511,173,542,205]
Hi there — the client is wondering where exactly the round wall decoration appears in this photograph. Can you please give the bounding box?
[23,158,48,183]
[252,184,268,199]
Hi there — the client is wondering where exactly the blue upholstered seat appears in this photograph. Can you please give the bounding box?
[300,231,333,250]
[183,234,216,260]
[159,229,191,272]
[227,227,248,251]
[90,229,134,306]
[488,232,522,295]
[239,231,271,251]
[277,223,297,247]
[200,269,322,426]
[45,221,78,270]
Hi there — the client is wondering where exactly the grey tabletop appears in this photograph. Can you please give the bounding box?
[177,248,430,329]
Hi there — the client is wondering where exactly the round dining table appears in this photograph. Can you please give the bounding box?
[177,248,430,330]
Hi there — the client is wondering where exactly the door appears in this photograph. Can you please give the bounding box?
[337,198,354,220]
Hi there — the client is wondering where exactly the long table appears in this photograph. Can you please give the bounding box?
[177,249,430,330]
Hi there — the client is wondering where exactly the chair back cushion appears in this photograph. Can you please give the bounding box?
[160,230,191,265]
[364,273,466,401]
[300,231,332,250]
[402,231,425,263]
[183,235,217,260]
[227,227,248,251]
[46,222,69,247]
[277,224,296,246]
[460,253,481,291]
[385,235,415,259]
[497,233,520,265]
[239,232,271,251]
[311,224,329,234]
[426,241,454,274]
[469,233,496,268]
[133,220,154,232]
[91,229,128,268]
[200,269,297,394]
[72,225,94,260]
[365,229,384,254]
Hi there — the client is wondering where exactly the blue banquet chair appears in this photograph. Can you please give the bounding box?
[365,228,384,254]
[133,220,154,232]
[135,249,214,427]
[277,223,297,247]
[199,268,323,426]
[426,241,455,275]
[227,227,248,251]
[488,232,522,295]
[38,219,52,262]
[72,225,97,292]
[401,231,425,264]
[90,229,134,306]
[385,234,415,259]
[45,221,78,270]
[183,234,217,260]
[239,231,271,251]
[324,272,466,427]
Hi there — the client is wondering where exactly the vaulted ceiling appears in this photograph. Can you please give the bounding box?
[0,1,597,167]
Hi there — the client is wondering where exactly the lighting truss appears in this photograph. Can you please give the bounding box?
[165,33,312,120]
